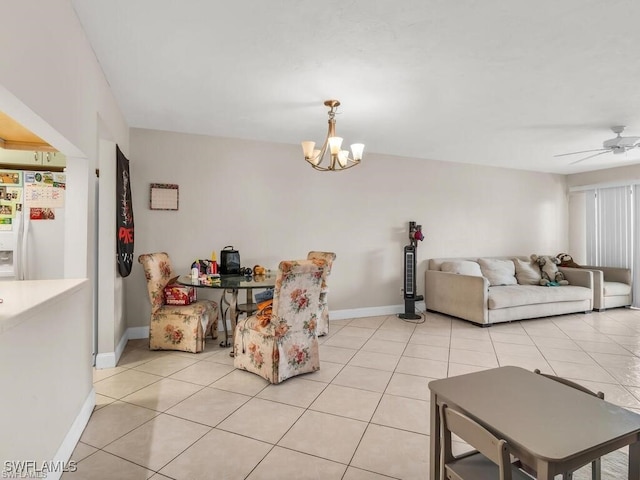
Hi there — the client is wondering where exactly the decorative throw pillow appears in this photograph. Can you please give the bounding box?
[513,258,542,285]
[441,261,483,277]
[477,258,517,286]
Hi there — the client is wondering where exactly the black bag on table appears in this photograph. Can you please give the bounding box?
[220,246,241,275]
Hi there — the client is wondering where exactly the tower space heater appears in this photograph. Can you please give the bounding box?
[399,221,424,320]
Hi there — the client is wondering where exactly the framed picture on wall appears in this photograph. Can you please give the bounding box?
[150,183,179,210]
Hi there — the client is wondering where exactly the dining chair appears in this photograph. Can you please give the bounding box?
[138,252,218,353]
[440,402,533,480]
[525,369,604,480]
[233,259,326,383]
[306,251,336,336]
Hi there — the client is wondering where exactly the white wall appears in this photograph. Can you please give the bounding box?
[0,0,129,466]
[126,128,569,328]
[0,281,92,464]
[568,192,587,264]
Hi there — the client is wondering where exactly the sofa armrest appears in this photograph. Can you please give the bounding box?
[559,267,594,289]
[425,270,489,324]
[582,265,631,285]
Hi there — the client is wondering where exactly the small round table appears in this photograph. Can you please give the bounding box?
[177,273,276,352]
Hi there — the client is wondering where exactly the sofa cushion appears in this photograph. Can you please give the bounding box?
[441,260,483,277]
[513,258,542,285]
[478,258,517,286]
[488,285,592,310]
[603,281,632,296]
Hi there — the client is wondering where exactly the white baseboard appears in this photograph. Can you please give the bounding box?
[127,326,149,339]
[330,302,426,320]
[95,326,146,369]
[49,388,95,480]
[95,351,116,369]
[109,304,426,355]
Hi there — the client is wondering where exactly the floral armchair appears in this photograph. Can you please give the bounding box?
[307,251,336,336]
[233,259,326,383]
[138,252,218,353]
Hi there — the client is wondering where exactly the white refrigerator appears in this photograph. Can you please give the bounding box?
[0,170,65,280]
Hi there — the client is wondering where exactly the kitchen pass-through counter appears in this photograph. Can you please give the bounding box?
[0,278,87,334]
[0,278,93,472]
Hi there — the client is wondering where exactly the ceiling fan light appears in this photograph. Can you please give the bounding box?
[557,125,640,165]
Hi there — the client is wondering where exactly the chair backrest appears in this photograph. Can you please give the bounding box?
[307,251,336,287]
[137,252,176,311]
[440,403,513,480]
[307,251,336,277]
[533,369,605,399]
[271,259,326,336]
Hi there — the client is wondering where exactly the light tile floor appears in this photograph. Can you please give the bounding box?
[65,309,640,479]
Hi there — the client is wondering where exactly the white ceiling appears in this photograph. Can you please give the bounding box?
[70,0,640,174]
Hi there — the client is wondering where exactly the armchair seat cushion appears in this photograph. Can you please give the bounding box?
[603,281,631,296]
[161,302,213,316]
[149,300,217,353]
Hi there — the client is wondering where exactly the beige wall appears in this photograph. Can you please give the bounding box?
[126,128,569,327]
[567,164,640,189]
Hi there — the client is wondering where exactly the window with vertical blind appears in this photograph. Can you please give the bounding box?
[585,184,637,307]
[635,184,640,308]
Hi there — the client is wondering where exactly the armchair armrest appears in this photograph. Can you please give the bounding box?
[559,267,594,310]
[425,270,489,324]
[558,267,593,289]
[582,266,631,285]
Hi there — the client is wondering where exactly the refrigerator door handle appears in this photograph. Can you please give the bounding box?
[15,211,27,281]
[13,212,21,280]
[21,212,29,280]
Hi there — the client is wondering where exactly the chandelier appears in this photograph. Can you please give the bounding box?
[301,99,364,171]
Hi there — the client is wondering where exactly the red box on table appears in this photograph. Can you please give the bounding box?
[164,277,196,305]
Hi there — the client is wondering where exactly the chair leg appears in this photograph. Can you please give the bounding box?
[211,308,219,340]
[205,309,219,340]
[592,458,601,480]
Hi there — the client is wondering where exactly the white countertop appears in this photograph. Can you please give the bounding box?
[0,278,88,334]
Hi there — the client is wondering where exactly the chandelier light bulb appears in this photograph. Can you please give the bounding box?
[328,137,343,154]
[351,143,365,161]
[301,141,315,159]
[311,149,322,165]
[337,150,350,168]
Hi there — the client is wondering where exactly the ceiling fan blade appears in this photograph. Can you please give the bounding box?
[569,151,610,165]
[554,148,609,158]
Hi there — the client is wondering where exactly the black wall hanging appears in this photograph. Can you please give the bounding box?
[116,145,135,277]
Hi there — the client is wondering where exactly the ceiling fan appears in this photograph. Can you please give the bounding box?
[555,126,640,165]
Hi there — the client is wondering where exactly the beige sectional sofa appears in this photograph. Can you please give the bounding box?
[425,256,594,326]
